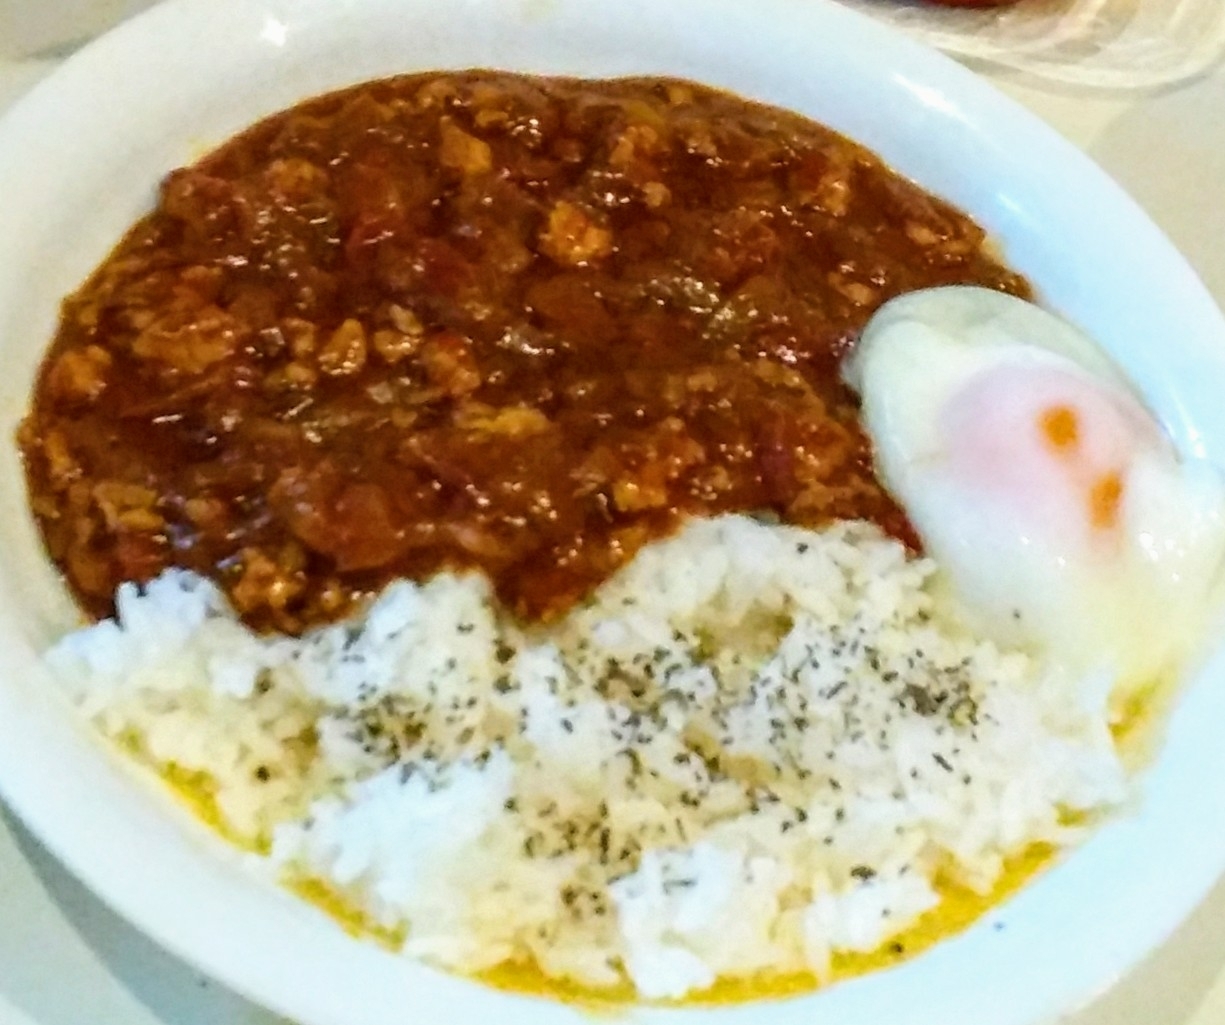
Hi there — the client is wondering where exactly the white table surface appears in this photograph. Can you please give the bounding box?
[1,22,1224,1025]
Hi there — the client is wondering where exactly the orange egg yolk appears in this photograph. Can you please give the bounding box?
[1037,403,1125,533]
[1089,472,1124,531]
[1040,404,1080,451]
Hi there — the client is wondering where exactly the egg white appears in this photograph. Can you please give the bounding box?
[845,286,1225,698]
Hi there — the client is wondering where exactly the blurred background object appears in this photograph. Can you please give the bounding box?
[0,0,156,58]
[836,0,1225,88]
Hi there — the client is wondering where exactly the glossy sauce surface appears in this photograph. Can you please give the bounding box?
[20,72,1028,633]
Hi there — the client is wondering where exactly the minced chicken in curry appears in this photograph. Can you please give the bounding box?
[19,72,1029,635]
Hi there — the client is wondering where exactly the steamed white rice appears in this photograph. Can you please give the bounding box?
[45,514,1129,999]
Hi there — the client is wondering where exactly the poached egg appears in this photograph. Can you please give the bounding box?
[844,286,1225,696]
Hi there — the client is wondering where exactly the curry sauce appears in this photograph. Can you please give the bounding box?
[20,72,1028,635]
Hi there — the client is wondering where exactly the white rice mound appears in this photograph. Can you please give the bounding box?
[45,514,1129,999]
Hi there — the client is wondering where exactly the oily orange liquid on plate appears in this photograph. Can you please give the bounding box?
[482,845,1053,1007]
[155,758,1053,1006]
[280,841,1055,1008]
[137,669,1165,1007]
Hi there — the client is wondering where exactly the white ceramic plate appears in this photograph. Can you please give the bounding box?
[0,2,1223,1025]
